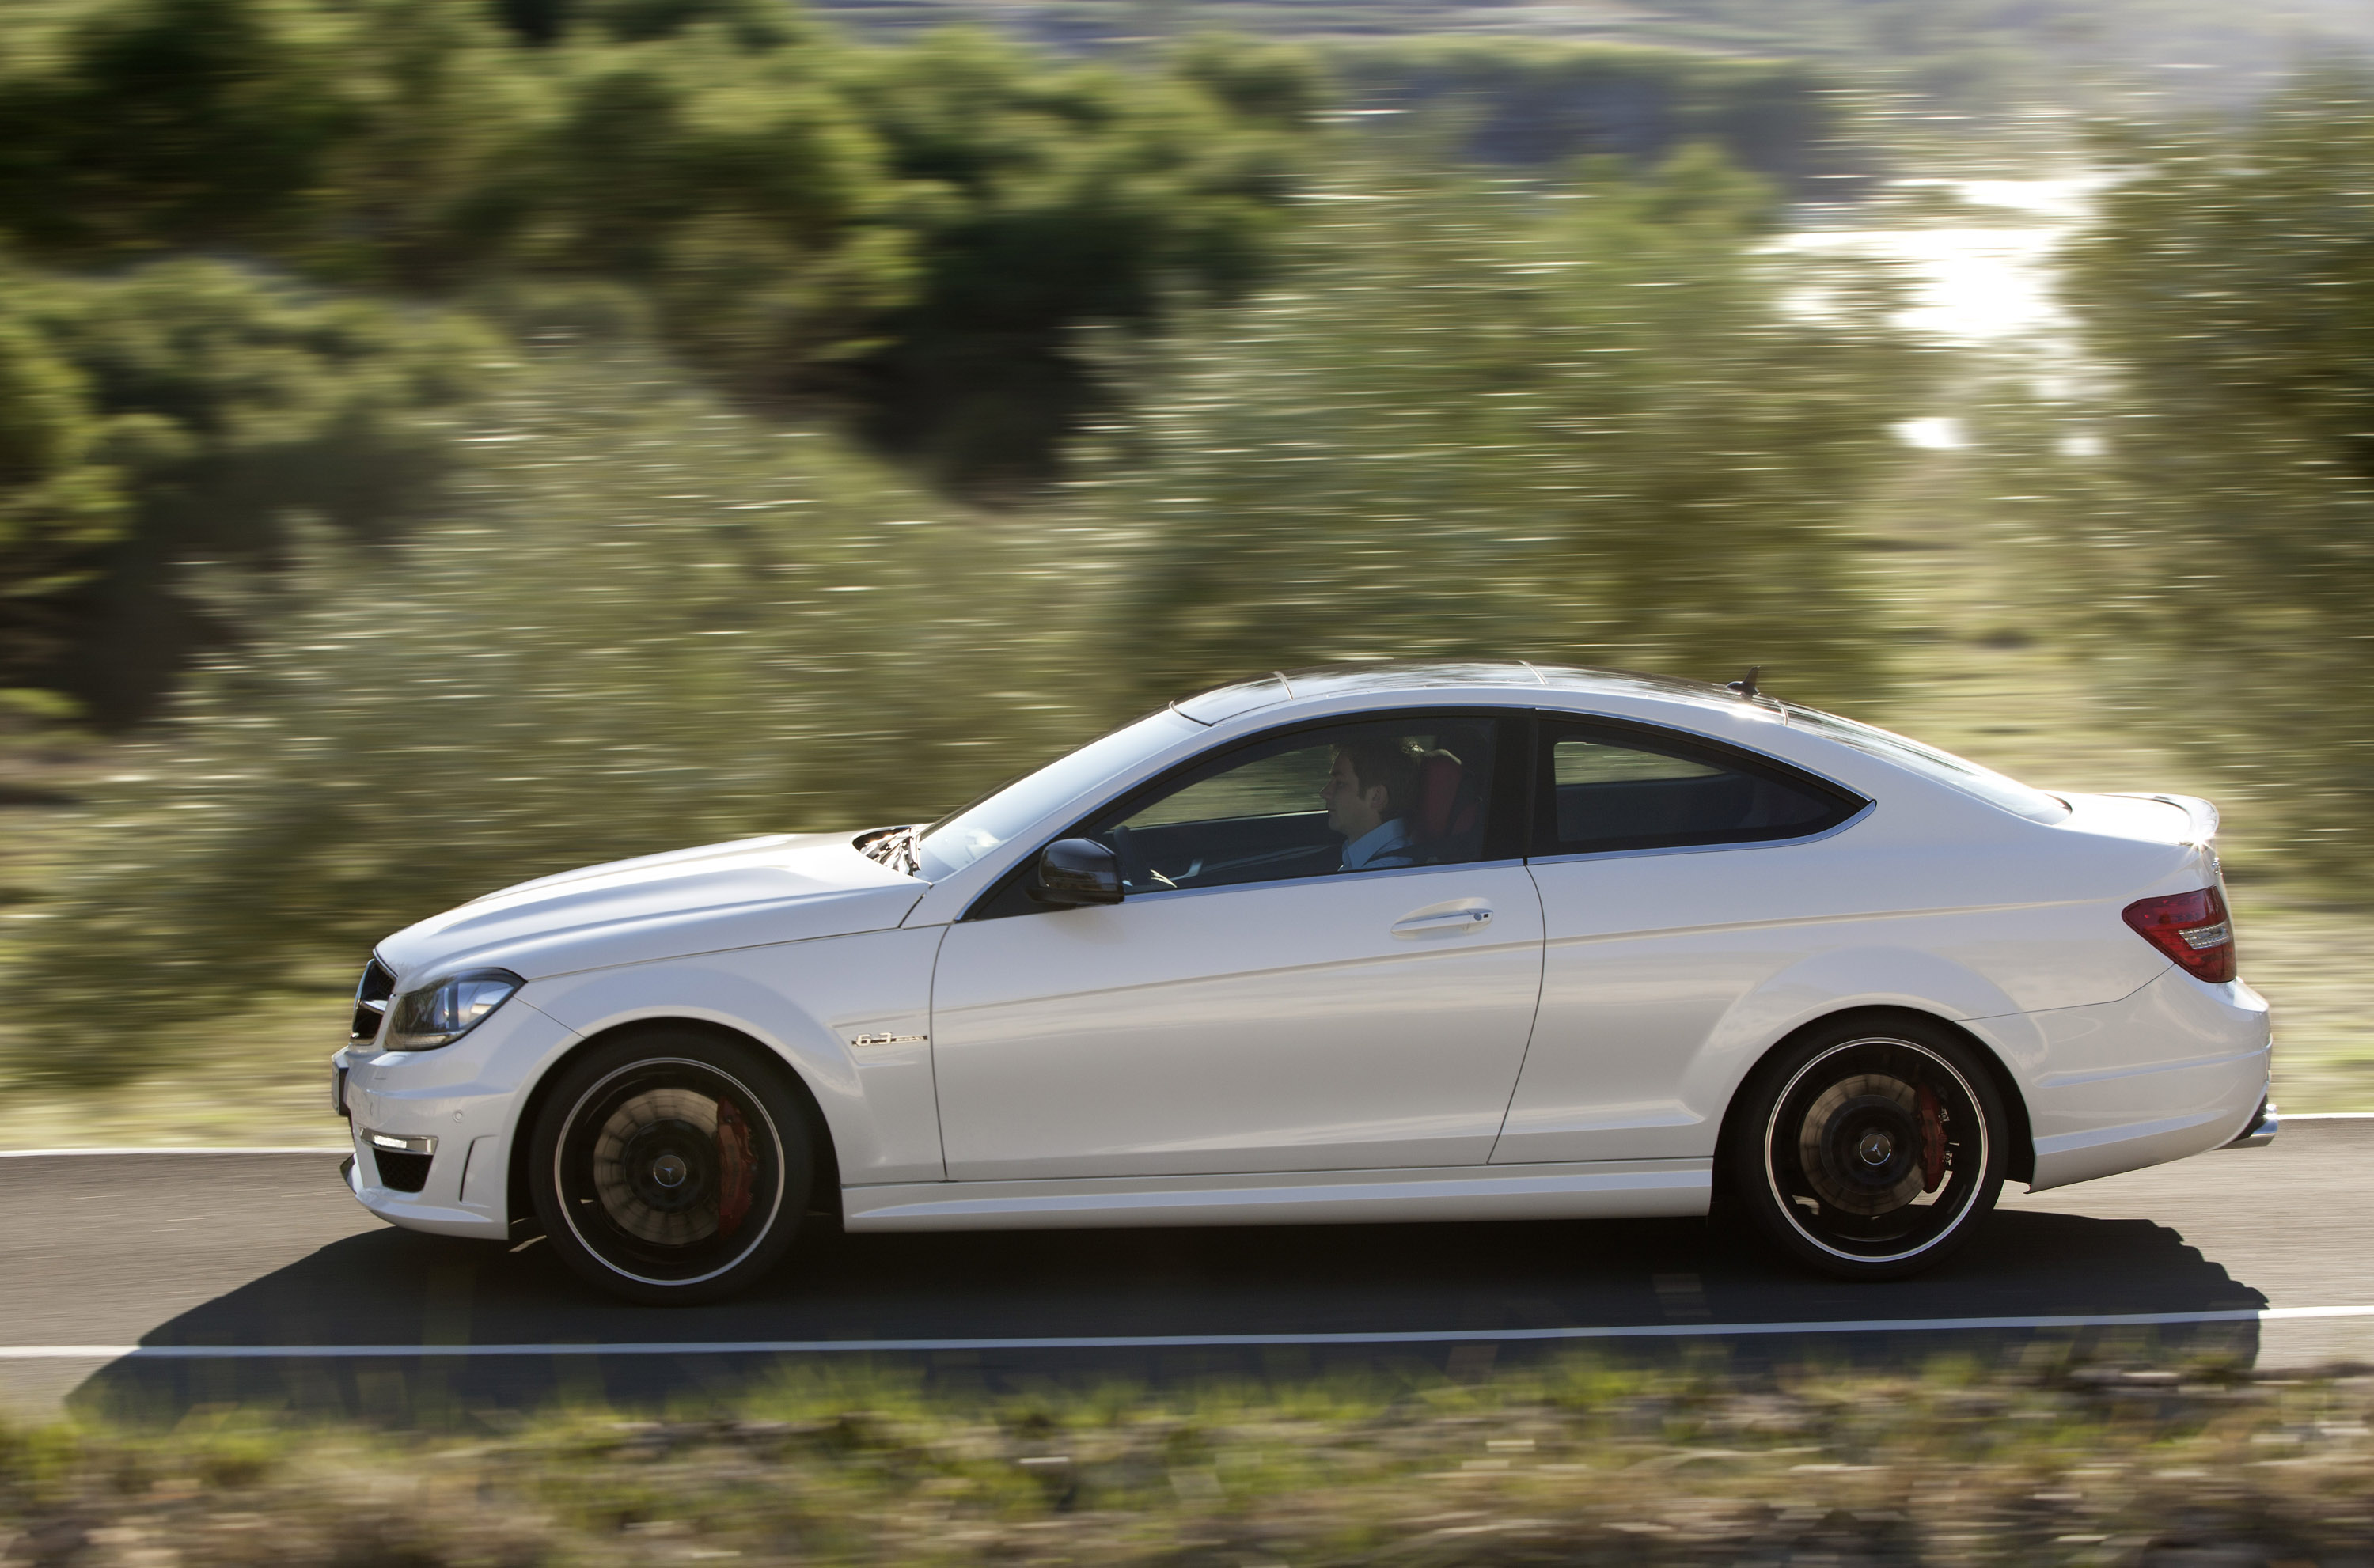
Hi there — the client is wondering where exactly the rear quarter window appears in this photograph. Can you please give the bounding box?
[1535,720,1864,857]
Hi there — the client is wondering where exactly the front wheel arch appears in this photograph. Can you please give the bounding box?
[1710,1006,2034,1211]
[506,1017,842,1237]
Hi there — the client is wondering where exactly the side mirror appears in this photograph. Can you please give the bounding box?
[1030,838,1124,907]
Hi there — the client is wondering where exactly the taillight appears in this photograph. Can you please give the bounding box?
[2122,887,2236,983]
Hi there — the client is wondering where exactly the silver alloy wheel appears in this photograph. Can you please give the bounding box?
[1761,1036,1990,1265]
[554,1056,787,1287]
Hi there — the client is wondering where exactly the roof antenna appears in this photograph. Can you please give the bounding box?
[1726,665,1762,701]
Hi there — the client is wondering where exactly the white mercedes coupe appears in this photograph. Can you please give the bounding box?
[333,664,2274,1303]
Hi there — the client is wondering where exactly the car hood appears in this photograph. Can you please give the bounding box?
[376,832,927,985]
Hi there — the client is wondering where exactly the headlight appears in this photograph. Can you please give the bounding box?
[385,969,524,1051]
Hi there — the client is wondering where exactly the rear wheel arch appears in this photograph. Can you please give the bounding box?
[1711,1006,2035,1203]
[506,1017,843,1234]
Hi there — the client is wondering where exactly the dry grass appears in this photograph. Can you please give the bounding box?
[10,1357,2374,1566]
[0,987,349,1149]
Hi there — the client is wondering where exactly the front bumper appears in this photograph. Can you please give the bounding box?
[334,991,581,1240]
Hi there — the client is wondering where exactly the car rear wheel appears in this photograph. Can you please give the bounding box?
[1730,1017,2008,1281]
[529,1031,813,1305]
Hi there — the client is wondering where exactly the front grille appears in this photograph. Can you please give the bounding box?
[372,1149,432,1194]
[351,956,396,1047]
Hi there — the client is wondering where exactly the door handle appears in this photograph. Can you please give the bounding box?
[1391,907,1493,937]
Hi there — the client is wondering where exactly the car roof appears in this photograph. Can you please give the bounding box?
[1171,661,1752,725]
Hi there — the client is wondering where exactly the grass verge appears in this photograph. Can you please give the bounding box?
[12,1356,2374,1565]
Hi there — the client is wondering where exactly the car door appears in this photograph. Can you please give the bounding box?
[1492,714,1870,1165]
[930,711,1545,1181]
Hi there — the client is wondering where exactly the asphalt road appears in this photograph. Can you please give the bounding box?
[8,1119,2372,1422]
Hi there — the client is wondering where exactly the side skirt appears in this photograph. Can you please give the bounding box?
[841,1160,1711,1233]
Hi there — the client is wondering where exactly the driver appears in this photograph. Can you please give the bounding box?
[1321,736,1422,871]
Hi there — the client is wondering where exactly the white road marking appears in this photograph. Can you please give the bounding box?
[5,1305,2370,1359]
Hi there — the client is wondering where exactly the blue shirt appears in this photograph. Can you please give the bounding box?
[1341,816,1416,871]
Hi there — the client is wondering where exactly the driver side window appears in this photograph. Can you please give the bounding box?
[1091,715,1500,895]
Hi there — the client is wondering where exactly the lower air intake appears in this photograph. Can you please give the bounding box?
[372,1149,432,1194]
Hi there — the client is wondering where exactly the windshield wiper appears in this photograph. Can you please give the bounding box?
[859,824,923,877]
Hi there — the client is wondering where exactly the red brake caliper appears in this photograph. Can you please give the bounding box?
[715,1096,756,1238]
[1917,1085,1947,1192]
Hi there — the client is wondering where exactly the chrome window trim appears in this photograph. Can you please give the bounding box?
[1079,854,1534,908]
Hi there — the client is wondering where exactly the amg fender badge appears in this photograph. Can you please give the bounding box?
[851,1032,927,1047]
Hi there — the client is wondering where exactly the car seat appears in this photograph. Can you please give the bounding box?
[1413,746,1485,863]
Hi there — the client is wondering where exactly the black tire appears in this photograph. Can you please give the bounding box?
[529,1030,813,1305]
[1728,1015,2008,1282]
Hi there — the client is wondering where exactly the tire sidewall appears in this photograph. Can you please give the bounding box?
[529,1029,814,1305]
[1729,1016,2008,1282]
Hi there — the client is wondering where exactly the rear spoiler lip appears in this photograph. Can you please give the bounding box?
[2103,791,2220,847]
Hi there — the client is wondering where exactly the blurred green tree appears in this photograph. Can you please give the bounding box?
[0,0,357,257]
[2063,67,2374,870]
[1076,147,1921,705]
[0,350,1085,1084]
[0,316,127,717]
[0,0,1327,507]
[1327,40,1846,193]
[0,262,496,725]
[0,0,1335,729]
[829,28,1325,494]
[0,152,1928,1088]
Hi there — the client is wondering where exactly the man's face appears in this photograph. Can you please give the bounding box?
[1321,751,1386,841]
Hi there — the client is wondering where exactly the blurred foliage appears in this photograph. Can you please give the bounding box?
[0,261,495,725]
[0,0,1327,502]
[0,0,1892,731]
[0,149,1924,1086]
[829,28,1318,491]
[2062,66,2374,873]
[0,351,1094,1083]
[815,0,2374,119]
[28,1356,2374,1562]
[812,0,2374,125]
[1636,0,2372,115]
[1079,149,1921,706]
[0,0,1344,725]
[1303,40,1849,191]
[0,314,125,713]
[1310,40,1842,189]
[35,0,2374,1089]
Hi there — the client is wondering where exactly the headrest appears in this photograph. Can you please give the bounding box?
[1416,752,1465,839]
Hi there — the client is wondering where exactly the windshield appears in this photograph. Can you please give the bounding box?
[914,707,1201,881]
[1784,705,2070,824]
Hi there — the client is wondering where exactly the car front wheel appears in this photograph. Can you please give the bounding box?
[529,1030,813,1305]
[1730,1017,2008,1281]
